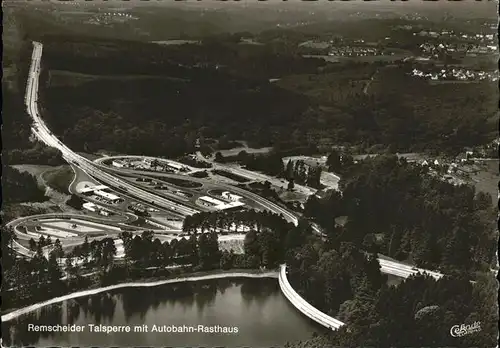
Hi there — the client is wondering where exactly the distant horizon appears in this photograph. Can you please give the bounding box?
[6,0,498,17]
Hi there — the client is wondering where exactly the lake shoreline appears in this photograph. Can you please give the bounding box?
[2,268,278,322]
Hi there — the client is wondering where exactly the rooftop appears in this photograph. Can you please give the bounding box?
[94,190,120,201]
[199,196,225,205]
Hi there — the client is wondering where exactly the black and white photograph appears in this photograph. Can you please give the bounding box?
[1,0,499,347]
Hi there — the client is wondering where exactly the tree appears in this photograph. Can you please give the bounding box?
[2,226,18,275]
[327,150,342,173]
[119,231,133,266]
[474,191,493,210]
[214,152,224,163]
[237,150,248,163]
[306,166,322,188]
[52,239,65,259]
[98,238,117,271]
[81,235,90,266]
[47,252,62,284]
[303,195,320,218]
[67,194,84,209]
[188,235,199,266]
[29,238,37,252]
[285,221,308,252]
[342,153,354,169]
[220,250,235,270]
[285,159,294,180]
[244,230,260,257]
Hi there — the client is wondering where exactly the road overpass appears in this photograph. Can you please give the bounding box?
[279,264,345,330]
[24,41,446,283]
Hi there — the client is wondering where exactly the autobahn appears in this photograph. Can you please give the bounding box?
[5,40,462,335]
[24,41,445,282]
[26,42,199,218]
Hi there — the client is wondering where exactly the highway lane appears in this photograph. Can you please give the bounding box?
[105,166,300,225]
[96,160,446,279]
[379,259,443,280]
[94,155,205,174]
[26,43,199,218]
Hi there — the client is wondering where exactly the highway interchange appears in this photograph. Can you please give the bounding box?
[19,41,447,281]
[1,40,457,332]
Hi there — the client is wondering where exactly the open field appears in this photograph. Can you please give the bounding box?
[468,159,499,203]
[48,69,189,88]
[218,146,274,157]
[212,169,251,183]
[42,165,75,194]
[154,176,204,188]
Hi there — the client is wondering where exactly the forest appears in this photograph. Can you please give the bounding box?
[39,51,310,156]
[285,271,497,347]
[33,35,495,159]
[1,166,48,205]
[3,88,65,166]
[286,157,497,347]
[304,154,497,275]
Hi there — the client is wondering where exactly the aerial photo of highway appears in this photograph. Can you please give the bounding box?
[2,1,498,348]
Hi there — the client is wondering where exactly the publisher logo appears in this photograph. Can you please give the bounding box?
[450,321,481,337]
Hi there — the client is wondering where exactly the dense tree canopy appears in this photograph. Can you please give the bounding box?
[2,166,48,204]
[28,36,495,159]
[305,154,496,274]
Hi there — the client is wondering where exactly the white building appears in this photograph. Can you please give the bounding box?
[80,186,97,194]
[94,190,120,202]
[166,162,183,171]
[199,196,225,207]
[222,191,243,202]
[79,184,108,194]
[199,196,245,210]
[218,201,245,211]
[83,202,97,212]
[112,160,125,168]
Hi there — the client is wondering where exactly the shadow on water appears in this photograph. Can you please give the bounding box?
[240,277,279,307]
[2,278,302,347]
[2,293,118,347]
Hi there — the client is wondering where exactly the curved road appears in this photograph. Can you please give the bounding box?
[25,41,445,280]
[16,41,450,333]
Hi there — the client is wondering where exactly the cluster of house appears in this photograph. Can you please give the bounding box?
[86,12,137,25]
[416,30,495,42]
[328,46,382,57]
[411,68,498,82]
[419,41,497,56]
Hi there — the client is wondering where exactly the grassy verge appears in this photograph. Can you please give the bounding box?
[1,266,278,316]
[212,169,250,183]
[42,165,75,194]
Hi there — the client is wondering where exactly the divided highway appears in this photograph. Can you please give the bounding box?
[8,40,457,335]
[26,42,198,218]
[24,42,444,284]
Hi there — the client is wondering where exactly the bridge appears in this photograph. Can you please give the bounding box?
[279,264,345,330]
